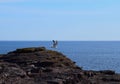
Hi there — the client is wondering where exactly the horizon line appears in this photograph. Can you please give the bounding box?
[1,40,120,41]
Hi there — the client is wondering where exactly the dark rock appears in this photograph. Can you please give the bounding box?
[0,47,120,84]
[47,80,59,84]
[43,68,53,72]
[99,70,115,75]
[8,47,46,53]
[34,61,54,67]
[0,62,26,77]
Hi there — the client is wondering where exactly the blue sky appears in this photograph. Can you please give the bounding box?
[0,0,120,41]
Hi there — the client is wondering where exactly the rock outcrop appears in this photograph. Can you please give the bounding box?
[0,47,120,84]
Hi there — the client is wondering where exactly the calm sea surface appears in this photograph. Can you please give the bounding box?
[0,41,120,73]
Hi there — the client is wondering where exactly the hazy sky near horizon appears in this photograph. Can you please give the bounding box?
[0,0,120,41]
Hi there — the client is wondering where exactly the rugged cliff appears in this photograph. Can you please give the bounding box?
[0,47,120,84]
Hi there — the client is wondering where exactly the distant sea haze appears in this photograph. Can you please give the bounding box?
[0,41,120,73]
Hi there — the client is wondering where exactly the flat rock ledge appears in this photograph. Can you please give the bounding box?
[0,47,120,84]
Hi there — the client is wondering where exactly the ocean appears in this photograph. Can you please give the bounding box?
[0,41,120,73]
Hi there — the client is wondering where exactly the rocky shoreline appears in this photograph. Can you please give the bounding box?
[0,47,120,84]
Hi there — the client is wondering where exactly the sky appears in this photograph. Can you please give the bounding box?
[0,0,120,41]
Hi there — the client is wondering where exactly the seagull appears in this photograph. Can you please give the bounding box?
[51,40,58,48]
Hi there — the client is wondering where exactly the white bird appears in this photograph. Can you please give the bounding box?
[51,40,58,48]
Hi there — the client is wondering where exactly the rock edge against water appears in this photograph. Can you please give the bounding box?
[0,47,120,84]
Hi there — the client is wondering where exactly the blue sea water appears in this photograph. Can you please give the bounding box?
[0,41,120,73]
